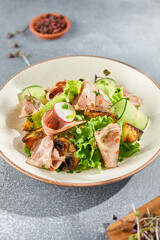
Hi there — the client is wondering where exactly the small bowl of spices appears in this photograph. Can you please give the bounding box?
[29,13,70,40]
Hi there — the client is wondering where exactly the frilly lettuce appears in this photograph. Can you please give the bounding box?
[119,142,140,158]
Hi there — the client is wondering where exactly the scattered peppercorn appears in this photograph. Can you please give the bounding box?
[13,43,19,48]
[7,32,14,38]
[8,53,14,58]
[113,215,118,221]
[34,14,66,35]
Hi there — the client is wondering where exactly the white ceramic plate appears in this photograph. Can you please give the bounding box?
[0,56,160,187]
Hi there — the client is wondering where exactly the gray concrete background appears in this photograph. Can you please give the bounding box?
[0,0,160,239]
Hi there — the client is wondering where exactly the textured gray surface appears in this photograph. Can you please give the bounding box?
[0,0,160,239]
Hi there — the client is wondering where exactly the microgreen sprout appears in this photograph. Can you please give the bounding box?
[113,206,160,240]
[15,50,30,66]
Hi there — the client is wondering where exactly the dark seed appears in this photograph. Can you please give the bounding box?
[113,215,118,221]
[8,53,14,58]
[13,43,19,48]
[133,223,137,230]
[65,155,74,169]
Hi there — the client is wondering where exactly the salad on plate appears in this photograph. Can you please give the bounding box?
[18,70,149,173]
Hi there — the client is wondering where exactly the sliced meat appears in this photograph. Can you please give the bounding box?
[27,135,54,169]
[52,148,65,170]
[26,135,65,170]
[84,106,116,122]
[94,123,121,168]
[95,94,111,109]
[72,79,96,110]
[123,88,142,107]
[42,109,86,136]
[46,81,66,101]
[19,99,43,118]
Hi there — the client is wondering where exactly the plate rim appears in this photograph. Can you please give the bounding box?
[0,55,160,187]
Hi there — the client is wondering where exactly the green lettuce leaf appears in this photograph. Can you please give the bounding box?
[64,80,82,95]
[119,141,140,158]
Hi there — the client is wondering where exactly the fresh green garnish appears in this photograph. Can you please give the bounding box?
[137,132,141,141]
[29,117,33,123]
[93,90,100,96]
[118,158,123,162]
[42,164,45,169]
[24,145,31,157]
[67,170,74,174]
[29,125,34,131]
[111,87,124,104]
[56,168,63,173]
[62,103,69,109]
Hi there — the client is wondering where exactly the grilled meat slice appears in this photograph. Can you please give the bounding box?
[84,106,116,122]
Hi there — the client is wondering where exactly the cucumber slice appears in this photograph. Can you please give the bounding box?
[111,99,149,130]
[18,85,47,104]
[110,98,127,119]
[134,110,149,130]
[119,100,137,125]
[94,78,116,98]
